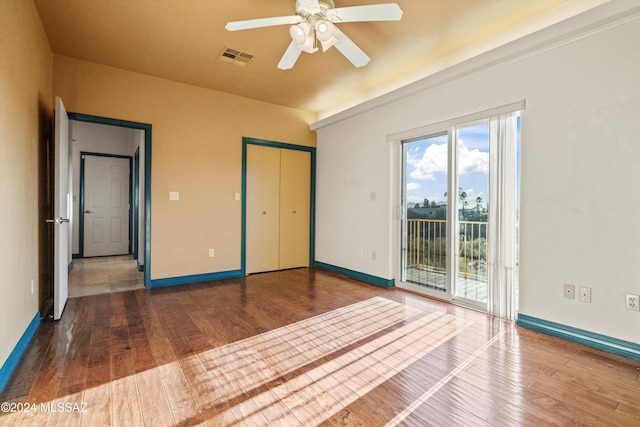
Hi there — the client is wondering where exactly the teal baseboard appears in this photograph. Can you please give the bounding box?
[148,269,243,289]
[517,314,640,361]
[314,262,394,288]
[0,313,40,393]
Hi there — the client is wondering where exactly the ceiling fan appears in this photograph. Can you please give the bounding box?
[225,0,403,70]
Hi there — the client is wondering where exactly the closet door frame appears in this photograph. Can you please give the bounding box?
[241,137,316,275]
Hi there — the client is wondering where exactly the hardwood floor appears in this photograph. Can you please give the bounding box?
[1,268,639,426]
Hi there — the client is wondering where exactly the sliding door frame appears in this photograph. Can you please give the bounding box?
[389,101,524,315]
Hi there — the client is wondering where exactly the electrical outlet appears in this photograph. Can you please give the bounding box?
[563,283,575,300]
[208,248,215,257]
[169,191,179,201]
[578,286,592,303]
[626,294,640,311]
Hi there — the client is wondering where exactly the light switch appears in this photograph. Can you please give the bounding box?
[169,191,179,201]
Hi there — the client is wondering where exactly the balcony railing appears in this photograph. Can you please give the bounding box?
[405,219,488,281]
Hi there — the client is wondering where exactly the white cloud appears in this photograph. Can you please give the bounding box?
[408,143,447,180]
[406,182,421,192]
[408,140,488,180]
[458,141,489,176]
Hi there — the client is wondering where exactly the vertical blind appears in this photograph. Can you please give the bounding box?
[487,112,519,320]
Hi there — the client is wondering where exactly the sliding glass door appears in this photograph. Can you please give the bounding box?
[399,110,520,318]
[402,132,450,293]
[454,122,490,305]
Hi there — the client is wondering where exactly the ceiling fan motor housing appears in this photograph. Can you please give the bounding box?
[296,0,335,21]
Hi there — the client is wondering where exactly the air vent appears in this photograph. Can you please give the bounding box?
[218,48,254,67]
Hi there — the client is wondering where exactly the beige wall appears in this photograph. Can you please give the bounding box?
[53,55,316,280]
[0,0,53,368]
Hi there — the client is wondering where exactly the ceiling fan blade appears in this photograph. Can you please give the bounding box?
[226,15,302,31]
[278,41,303,70]
[333,29,370,67]
[327,3,403,23]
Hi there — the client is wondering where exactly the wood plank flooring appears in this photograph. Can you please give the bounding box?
[1,268,639,426]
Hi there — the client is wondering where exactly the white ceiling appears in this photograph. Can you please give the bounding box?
[34,0,606,118]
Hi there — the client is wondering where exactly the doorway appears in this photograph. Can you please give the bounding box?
[38,101,54,317]
[67,113,152,289]
[396,106,521,319]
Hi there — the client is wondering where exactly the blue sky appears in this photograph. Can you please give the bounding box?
[405,123,490,209]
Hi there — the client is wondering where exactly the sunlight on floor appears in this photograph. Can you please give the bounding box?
[24,297,477,426]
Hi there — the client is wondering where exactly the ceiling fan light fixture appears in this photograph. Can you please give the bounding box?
[289,23,316,53]
[290,23,309,44]
[315,21,331,38]
[315,20,338,51]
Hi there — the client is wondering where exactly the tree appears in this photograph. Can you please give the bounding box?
[422,198,430,208]
[444,187,468,215]
[444,187,470,219]
[414,203,420,209]
[460,190,468,215]
[475,196,483,213]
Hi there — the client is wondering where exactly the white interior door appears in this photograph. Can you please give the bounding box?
[83,155,130,257]
[52,97,70,320]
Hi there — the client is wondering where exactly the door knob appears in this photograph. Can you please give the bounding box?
[85,210,94,214]
[46,217,70,224]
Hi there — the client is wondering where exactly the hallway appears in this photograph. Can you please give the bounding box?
[68,256,143,298]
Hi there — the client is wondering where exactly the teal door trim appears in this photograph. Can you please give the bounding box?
[68,112,152,287]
